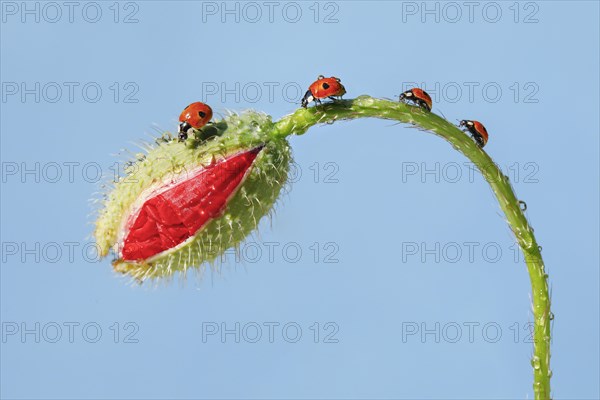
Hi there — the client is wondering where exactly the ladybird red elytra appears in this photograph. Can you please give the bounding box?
[301,75,347,108]
[399,88,432,112]
[178,102,213,141]
[459,120,489,147]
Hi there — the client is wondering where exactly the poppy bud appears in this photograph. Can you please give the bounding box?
[94,111,291,282]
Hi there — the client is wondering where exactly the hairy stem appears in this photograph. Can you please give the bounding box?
[272,95,551,399]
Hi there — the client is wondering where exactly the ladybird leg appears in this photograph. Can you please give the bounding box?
[476,135,485,148]
[470,133,479,147]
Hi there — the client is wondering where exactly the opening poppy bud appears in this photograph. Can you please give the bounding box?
[94,111,291,282]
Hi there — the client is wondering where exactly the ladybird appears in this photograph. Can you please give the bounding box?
[399,88,432,112]
[459,120,489,148]
[301,75,346,108]
[178,102,213,141]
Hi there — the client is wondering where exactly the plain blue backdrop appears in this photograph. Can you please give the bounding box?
[1,1,599,399]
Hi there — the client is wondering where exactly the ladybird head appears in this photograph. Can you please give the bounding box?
[301,90,314,108]
[399,89,414,101]
[177,121,192,141]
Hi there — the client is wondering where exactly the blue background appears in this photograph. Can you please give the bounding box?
[1,1,599,399]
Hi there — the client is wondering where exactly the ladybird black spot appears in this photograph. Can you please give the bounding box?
[322,83,330,90]
[198,111,206,118]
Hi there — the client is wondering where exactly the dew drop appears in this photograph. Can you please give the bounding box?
[519,200,527,211]
[549,312,555,321]
[538,245,543,252]
[531,357,541,370]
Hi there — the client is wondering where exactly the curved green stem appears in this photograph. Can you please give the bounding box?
[272,95,551,399]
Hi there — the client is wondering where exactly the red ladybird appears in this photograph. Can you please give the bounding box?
[399,88,432,112]
[301,75,346,108]
[178,102,213,141]
[459,120,489,147]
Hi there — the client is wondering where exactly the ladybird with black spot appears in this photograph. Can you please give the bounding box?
[459,120,489,148]
[301,75,347,108]
[178,102,213,141]
[399,88,432,112]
